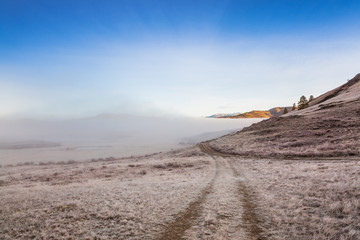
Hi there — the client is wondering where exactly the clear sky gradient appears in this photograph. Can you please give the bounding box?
[1,0,360,119]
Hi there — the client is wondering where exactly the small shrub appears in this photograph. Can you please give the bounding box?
[153,164,166,169]
[56,203,77,212]
[105,157,115,161]
[184,163,194,168]
[166,162,181,168]
[153,162,194,169]
[65,160,76,165]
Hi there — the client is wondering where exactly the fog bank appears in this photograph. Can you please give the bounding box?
[0,115,261,164]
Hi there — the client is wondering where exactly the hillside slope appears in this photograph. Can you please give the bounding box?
[209,73,360,158]
[210,107,291,119]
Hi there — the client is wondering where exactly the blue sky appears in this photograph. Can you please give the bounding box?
[1,0,360,119]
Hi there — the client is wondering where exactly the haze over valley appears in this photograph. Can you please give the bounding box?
[0,115,259,165]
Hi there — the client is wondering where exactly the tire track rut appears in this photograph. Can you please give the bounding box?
[157,151,219,240]
[199,142,265,240]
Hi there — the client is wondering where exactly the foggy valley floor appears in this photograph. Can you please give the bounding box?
[0,117,260,165]
[0,145,358,240]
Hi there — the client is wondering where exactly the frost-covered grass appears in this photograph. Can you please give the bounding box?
[1,145,359,239]
[231,158,360,240]
[0,147,213,240]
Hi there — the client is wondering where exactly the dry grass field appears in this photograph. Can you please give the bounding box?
[231,158,360,240]
[0,148,213,239]
[1,145,359,239]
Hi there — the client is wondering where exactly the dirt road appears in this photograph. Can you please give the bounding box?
[157,142,264,239]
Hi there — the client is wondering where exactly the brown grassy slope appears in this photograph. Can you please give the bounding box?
[220,107,290,119]
[209,73,360,158]
[225,110,272,118]
[309,74,360,107]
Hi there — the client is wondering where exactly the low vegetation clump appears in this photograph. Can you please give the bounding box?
[153,162,194,169]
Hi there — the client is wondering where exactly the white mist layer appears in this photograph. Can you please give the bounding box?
[0,115,261,164]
